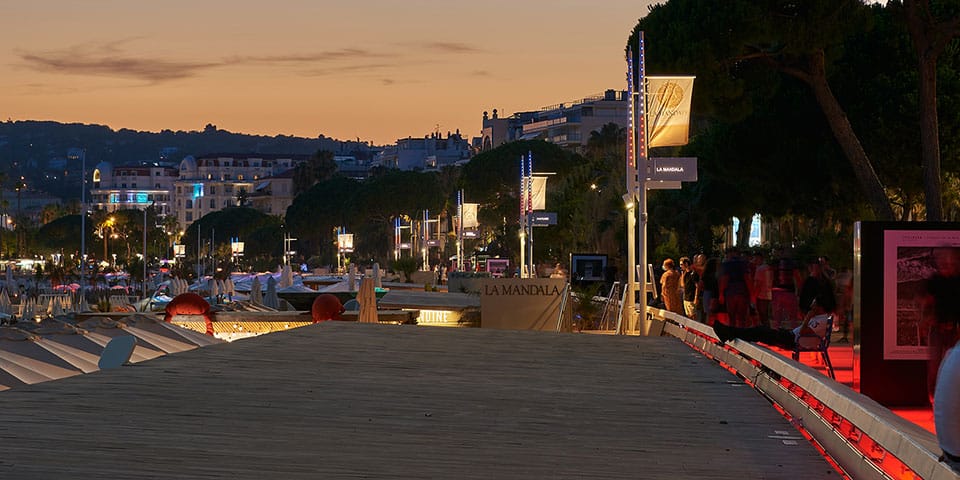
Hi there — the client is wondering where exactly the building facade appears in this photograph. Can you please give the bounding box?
[376,131,472,170]
[89,162,178,216]
[172,153,307,229]
[89,153,308,232]
[479,89,629,152]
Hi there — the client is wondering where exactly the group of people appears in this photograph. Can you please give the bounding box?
[659,246,960,468]
[659,248,852,328]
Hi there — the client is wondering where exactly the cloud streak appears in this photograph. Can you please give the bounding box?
[16,39,483,84]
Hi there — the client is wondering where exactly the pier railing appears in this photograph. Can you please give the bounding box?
[647,309,959,480]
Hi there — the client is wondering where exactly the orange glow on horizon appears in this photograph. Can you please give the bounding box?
[1,1,656,145]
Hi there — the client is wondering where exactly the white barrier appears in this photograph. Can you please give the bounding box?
[648,309,960,480]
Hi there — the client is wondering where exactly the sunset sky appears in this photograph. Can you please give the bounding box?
[2,1,655,145]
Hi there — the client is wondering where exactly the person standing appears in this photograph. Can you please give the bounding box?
[799,259,835,317]
[753,252,774,327]
[934,343,960,471]
[719,248,754,328]
[923,247,960,404]
[660,258,683,315]
[680,257,699,319]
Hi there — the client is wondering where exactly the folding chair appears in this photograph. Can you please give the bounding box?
[792,314,835,379]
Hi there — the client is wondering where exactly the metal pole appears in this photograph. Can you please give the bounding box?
[80,150,86,291]
[637,32,649,332]
[518,156,525,278]
[142,204,148,298]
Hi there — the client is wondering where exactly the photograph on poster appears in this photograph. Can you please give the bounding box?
[883,229,960,360]
[486,259,510,278]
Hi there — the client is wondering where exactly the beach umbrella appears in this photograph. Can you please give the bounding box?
[225,278,235,299]
[373,263,382,289]
[348,265,357,292]
[250,276,263,305]
[210,279,220,304]
[358,277,379,324]
[263,276,279,310]
[0,289,11,316]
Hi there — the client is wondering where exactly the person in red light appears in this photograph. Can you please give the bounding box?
[713,296,833,351]
[923,247,960,404]
[935,345,960,471]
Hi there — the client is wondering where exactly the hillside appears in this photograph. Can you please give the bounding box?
[0,120,377,200]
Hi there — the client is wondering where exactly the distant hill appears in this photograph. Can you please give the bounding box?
[0,120,378,201]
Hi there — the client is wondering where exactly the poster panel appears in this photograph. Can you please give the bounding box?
[883,229,960,360]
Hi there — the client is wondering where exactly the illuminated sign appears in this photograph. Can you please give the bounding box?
[649,157,698,182]
[531,212,557,226]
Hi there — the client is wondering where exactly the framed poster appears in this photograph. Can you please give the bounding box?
[882,229,960,360]
[486,259,510,278]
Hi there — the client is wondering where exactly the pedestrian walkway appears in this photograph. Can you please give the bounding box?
[0,322,835,479]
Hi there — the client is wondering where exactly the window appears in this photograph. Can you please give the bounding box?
[185,199,193,209]
[209,186,216,195]
[186,212,193,222]
[209,199,215,209]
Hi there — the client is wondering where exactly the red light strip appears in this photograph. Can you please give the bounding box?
[679,325,922,480]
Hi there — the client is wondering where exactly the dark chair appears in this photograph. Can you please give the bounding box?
[792,314,835,379]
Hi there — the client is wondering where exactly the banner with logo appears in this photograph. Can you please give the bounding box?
[530,176,547,211]
[462,203,479,229]
[646,76,695,147]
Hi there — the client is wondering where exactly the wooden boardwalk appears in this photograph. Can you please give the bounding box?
[0,322,837,479]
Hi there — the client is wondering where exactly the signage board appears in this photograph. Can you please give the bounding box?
[531,212,557,226]
[426,239,441,247]
[646,181,681,190]
[649,157,698,182]
[462,230,479,239]
[399,242,412,249]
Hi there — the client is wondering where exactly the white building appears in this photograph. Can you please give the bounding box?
[172,154,307,229]
[479,89,629,152]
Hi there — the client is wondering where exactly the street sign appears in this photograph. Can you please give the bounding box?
[649,157,697,182]
[531,212,558,226]
[462,230,479,239]
[646,181,681,190]
[399,242,412,249]
[426,239,441,247]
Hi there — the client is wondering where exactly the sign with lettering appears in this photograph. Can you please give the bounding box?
[426,239,441,247]
[480,278,571,331]
[462,229,479,239]
[649,157,697,182]
[530,212,558,226]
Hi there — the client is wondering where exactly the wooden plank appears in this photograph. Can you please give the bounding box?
[0,323,835,479]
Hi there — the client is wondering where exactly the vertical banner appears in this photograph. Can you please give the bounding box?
[462,203,479,228]
[646,76,695,147]
[530,176,547,211]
